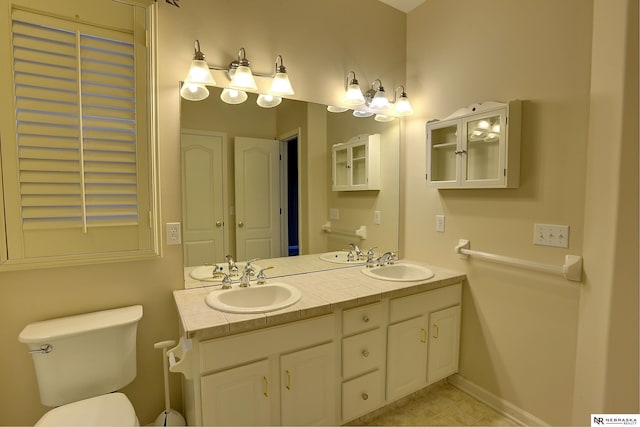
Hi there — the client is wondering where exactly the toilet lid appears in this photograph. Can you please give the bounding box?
[35,393,137,427]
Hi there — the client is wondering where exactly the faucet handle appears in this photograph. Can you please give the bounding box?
[215,273,232,289]
[244,258,260,273]
[256,266,274,285]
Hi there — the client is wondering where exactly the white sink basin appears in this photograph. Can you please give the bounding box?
[361,263,435,282]
[319,251,365,264]
[205,283,302,314]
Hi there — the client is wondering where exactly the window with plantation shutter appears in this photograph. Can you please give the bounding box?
[0,2,158,268]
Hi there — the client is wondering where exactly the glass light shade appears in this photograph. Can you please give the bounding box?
[353,110,374,118]
[229,65,258,90]
[220,88,248,104]
[184,59,216,86]
[327,105,349,113]
[344,83,365,106]
[180,83,209,101]
[369,90,390,111]
[374,114,396,122]
[269,72,294,96]
[256,94,282,108]
[393,95,413,116]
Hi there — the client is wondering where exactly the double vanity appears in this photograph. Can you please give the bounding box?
[172,255,465,425]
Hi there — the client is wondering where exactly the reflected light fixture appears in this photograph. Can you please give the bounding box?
[327,105,349,113]
[256,93,282,108]
[374,114,396,122]
[269,55,294,96]
[180,40,216,101]
[228,48,258,91]
[343,71,365,106]
[392,85,414,116]
[366,79,390,111]
[353,110,374,118]
[220,88,248,104]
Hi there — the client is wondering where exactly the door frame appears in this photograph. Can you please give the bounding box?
[278,128,302,257]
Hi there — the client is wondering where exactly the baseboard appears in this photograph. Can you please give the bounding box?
[447,374,549,426]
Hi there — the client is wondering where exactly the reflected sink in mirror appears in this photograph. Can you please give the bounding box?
[189,262,261,282]
[205,283,302,314]
[319,251,366,265]
[361,263,435,282]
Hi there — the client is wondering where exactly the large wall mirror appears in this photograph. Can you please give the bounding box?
[180,86,399,282]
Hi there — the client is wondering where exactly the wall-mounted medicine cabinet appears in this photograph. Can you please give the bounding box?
[332,134,381,191]
[426,100,521,189]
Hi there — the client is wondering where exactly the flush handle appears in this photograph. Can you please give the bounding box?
[29,344,53,354]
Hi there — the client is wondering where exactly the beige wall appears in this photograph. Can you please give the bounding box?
[0,0,406,425]
[404,0,638,425]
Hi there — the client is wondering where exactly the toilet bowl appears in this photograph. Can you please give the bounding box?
[34,393,138,427]
[19,305,143,426]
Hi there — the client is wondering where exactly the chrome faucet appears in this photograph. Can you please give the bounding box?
[366,247,378,268]
[213,272,233,289]
[226,255,239,277]
[239,270,252,287]
[349,243,365,260]
[256,266,274,285]
[376,251,395,266]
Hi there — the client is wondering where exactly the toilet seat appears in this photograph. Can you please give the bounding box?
[35,392,138,427]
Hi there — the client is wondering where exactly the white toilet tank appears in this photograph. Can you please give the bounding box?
[19,305,143,407]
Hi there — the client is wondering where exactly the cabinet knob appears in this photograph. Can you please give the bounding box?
[361,393,369,401]
[362,349,369,358]
[215,220,222,227]
[362,315,370,323]
[238,221,244,228]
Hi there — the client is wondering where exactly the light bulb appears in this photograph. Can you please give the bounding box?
[220,88,248,104]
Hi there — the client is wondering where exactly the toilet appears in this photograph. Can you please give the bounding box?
[18,305,143,426]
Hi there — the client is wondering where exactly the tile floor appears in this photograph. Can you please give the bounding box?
[347,380,521,426]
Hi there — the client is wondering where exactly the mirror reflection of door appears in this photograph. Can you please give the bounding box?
[181,130,226,266]
[234,137,281,260]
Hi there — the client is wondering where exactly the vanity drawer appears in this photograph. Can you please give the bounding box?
[389,283,461,324]
[343,302,384,336]
[342,370,383,422]
[342,328,384,379]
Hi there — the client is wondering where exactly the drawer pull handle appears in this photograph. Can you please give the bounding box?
[361,393,369,401]
[433,324,439,339]
[362,349,370,357]
[421,328,427,343]
[263,376,269,397]
[362,315,370,323]
[286,370,292,390]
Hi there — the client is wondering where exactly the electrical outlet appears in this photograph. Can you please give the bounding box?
[166,222,182,245]
[435,215,445,232]
[533,223,569,248]
[374,210,381,225]
[329,208,339,220]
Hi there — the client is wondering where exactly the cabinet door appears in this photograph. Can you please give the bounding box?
[332,145,350,189]
[281,342,337,425]
[461,111,507,187]
[427,305,461,384]
[426,121,460,187]
[201,359,271,426]
[386,316,428,401]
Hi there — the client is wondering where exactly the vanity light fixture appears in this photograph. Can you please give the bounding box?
[343,71,365,106]
[365,79,390,112]
[180,40,216,101]
[268,55,294,96]
[327,105,349,113]
[228,48,258,91]
[353,110,374,118]
[374,114,396,122]
[256,93,282,108]
[220,88,248,104]
[392,85,414,116]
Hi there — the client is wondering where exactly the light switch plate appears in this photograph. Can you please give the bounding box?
[166,222,182,245]
[374,210,381,225]
[329,208,339,220]
[533,223,569,248]
[435,215,445,232]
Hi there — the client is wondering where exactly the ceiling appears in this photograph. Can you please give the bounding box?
[378,0,426,13]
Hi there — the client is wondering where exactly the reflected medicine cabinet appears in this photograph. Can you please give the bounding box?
[332,134,381,191]
[426,100,521,189]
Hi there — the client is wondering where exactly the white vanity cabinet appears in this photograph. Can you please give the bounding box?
[332,134,380,191]
[386,284,462,402]
[426,100,521,188]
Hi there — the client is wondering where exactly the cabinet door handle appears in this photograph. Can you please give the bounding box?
[238,221,244,228]
[286,370,292,390]
[215,220,222,227]
[362,349,370,358]
[361,392,369,401]
[421,328,427,343]
[362,315,370,323]
[263,376,269,397]
[433,324,439,339]
[454,149,467,155]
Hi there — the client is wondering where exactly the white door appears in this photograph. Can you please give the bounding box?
[386,316,428,401]
[200,359,271,425]
[280,342,337,425]
[181,130,226,266]
[234,137,281,260]
[427,305,461,384]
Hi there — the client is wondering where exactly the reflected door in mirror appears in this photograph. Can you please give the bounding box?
[181,130,226,266]
[235,137,281,260]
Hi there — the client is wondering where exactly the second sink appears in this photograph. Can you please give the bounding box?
[205,283,301,314]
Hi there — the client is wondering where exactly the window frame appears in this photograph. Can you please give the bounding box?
[0,1,160,271]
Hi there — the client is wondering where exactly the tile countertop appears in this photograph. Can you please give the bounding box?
[173,258,466,341]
